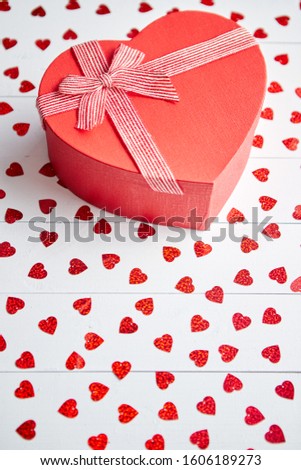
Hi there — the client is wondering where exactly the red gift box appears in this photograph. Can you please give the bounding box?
[38,11,266,229]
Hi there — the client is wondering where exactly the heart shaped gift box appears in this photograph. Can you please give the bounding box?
[38,11,266,230]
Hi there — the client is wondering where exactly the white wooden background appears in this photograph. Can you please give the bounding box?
[0,0,300,450]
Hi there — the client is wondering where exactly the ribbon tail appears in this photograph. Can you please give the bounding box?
[77,89,107,130]
[109,43,145,73]
[106,89,183,195]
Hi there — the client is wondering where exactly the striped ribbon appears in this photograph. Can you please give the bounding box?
[37,27,257,195]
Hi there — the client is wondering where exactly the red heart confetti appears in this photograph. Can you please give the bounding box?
[190,430,209,449]
[290,111,301,124]
[39,162,56,177]
[269,267,287,284]
[4,66,19,79]
[189,350,209,367]
[135,297,154,315]
[205,286,224,303]
[119,317,138,334]
[84,332,104,350]
[167,8,179,14]
[262,223,281,239]
[5,208,23,223]
[201,0,214,5]
[89,383,109,401]
[0,335,7,352]
[38,316,57,335]
[102,253,120,270]
[194,241,212,257]
[218,345,239,362]
[265,425,285,444]
[275,16,290,26]
[139,2,153,13]
[75,205,93,220]
[12,123,30,136]
[66,0,80,10]
[6,296,25,314]
[175,276,194,293]
[19,80,35,93]
[240,236,259,253]
[0,189,6,199]
[163,246,181,262]
[94,218,111,234]
[138,222,156,239]
[292,206,301,220]
[88,434,108,450]
[118,404,138,423]
[58,399,78,418]
[275,381,294,400]
[230,12,244,22]
[158,402,178,420]
[73,297,91,315]
[63,29,78,40]
[254,28,268,39]
[245,406,265,425]
[259,196,277,211]
[39,199,57,214]
[290,276,301,293]
[274,54,289,65]
[69,258,88,275]
[227,208,245,223]
[129,268,148,284]
[252,168,269,181]
[252,135,263,148]
[112,361,131,380]
[155,371,175,390]
[223,374,243,393]
[0,101,13,115]
[28,263,47,279]
[31,6,46,17]
[0,241,16,257]
[15,351,35,369]
[232,313,251,330]
[191,315,210,332]
[145,434,164,450]
[154,334,173,352]
[16,420,36,440]
[260,107,274,120]
[261,345,281,363]
[65,351,85,370]
[262,307,282,325]
[35,39,51,50]
[197,396,216,415]
[96,4,110,14]
[127,28,139,39]
[0,1,11,12]
[40,231,58,247]
[234,269,253,286]
[15,381,35,399]
[268,81,283,93]
[2,38,17,49]
[282,137,299,150]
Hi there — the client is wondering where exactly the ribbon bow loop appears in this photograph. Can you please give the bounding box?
[109,43,145,73]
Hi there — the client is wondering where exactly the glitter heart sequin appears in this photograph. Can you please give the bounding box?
[112,361,131,380]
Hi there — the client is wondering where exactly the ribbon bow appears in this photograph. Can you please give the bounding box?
[37,28,257,195]
[58,43,179,131]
